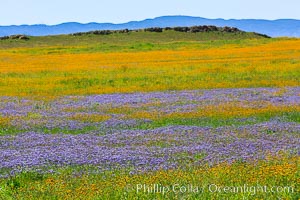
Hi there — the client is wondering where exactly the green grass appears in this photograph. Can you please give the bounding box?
[1,30,299,97]
[0,127,23,136]
[132,111,300,130]
[0,155,298,200]
[0,30,270,53]
[1,112,298,136]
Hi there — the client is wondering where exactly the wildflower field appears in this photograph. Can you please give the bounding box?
[0,31,299,199]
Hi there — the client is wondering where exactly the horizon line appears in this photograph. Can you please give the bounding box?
[1,15,299,26]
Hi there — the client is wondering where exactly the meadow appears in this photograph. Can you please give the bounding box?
[0,30,299,199]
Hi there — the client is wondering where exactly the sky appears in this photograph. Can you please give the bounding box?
[1,0,300,25]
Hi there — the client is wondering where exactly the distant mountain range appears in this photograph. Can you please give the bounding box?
[1,16,300,37]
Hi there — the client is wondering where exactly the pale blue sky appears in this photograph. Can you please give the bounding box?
[1,0,300,25]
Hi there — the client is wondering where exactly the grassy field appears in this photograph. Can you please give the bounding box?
[0,31,299,199]
[0,31,299,97]
[1,155,298,200]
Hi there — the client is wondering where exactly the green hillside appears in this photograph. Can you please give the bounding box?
[0,29,269,52]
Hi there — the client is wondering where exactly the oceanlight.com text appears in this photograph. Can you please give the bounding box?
[136,184,295,196]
